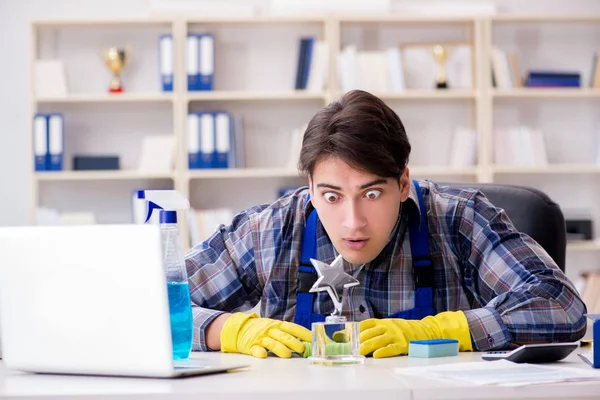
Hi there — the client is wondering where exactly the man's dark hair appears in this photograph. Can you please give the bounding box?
[298,90,411,179]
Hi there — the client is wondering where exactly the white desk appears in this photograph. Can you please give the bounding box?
[1,351,599,400]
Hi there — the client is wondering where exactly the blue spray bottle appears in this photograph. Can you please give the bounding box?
[138,189,194,360]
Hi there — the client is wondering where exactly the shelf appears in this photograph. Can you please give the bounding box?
[492,164,600,175]
[568,240,600,252]
[187,167,478,180]
[410,166,478,176]
[186,16,326,24]
[337,15,476,24]
[492,88,600,99]
[35,171,175,181]
[32,19,173,28]
[34,93,175,104]
[186,91,327,102]
[187,168,304,180]
[375,90,476,100]
[491,15,600,23]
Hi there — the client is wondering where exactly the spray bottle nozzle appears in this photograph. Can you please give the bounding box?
[138,189,190,224]
[145,201,163,223]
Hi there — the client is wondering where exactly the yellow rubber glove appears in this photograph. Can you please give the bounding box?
[359,311,473,358]
[221,312,312,359]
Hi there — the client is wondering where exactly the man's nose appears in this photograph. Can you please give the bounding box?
[342,201,367,230]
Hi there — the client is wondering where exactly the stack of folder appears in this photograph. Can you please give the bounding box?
[187,33,214,91]
[33,113,64,171]
[187,111,242,169]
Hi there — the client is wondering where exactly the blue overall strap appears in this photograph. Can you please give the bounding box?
[294,194,326,330]
[387,179,435,320]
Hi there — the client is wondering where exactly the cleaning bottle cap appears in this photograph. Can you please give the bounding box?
[159,210,177,224]
[139,190,190,223]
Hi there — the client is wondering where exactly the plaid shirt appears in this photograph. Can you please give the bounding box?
[185,179,587,352]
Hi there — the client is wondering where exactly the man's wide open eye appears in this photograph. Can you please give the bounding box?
[323,192,340,203]
[365,189,382,200]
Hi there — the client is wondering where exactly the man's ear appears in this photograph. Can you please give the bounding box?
[399,167,410,202]
[308,175,314,197]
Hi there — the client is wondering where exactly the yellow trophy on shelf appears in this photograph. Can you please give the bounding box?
[102,47,130,93]
[432,44,448,89]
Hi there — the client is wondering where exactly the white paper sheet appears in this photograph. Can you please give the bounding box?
[394,360,600,387]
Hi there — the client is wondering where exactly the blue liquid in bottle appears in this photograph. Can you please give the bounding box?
[167,281,193,360]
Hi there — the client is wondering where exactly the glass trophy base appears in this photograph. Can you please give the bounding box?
[309,315,365,366]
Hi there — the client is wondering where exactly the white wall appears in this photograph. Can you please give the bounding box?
[2,0,600,227]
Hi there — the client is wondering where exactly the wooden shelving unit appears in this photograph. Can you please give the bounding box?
[34,171,175,181]
[35,93,175,104]
[185,91,327,102]
[29,14,600,261]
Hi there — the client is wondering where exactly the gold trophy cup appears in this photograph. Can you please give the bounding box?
[102,47,129,93]
[432,45,448,89]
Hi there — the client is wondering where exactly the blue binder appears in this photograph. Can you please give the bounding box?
[187,34,200,91]
[198,33,214,91]
[198,112,215,168]
[47,113,64,171]
[213,111,232,169]
[33,113,48,171]
[301,36,315,89]
[187,112,201,169]
[159,34,174,92]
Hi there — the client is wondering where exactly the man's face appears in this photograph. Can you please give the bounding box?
[309,156,410,265]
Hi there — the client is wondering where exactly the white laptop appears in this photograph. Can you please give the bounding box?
[0,224,248,378]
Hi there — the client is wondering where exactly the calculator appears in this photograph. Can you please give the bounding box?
[481,342,579,363]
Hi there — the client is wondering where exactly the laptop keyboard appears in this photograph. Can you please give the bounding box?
[173,360,212,370]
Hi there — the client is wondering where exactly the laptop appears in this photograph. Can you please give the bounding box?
[0,224,248,378]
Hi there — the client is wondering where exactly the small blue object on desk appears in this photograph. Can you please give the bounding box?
[578,314,599,368]
[408,339,459,358]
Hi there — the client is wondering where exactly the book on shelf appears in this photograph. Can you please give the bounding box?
[491,47,519,89]
[491,48,524,89]
[337,45,407,93]
[596,128,600,166]
[494,126,548,166]
[137,135,176,173]
[188,207,234,247]
[34,59,68,97]
[159,34,173,92]
[187,111,244,170]
[36,207,96,226]
[590,52,600,88]
[295,36,329,92]
[187,33,214,91]
[286,124,306,169]
[32,113,64,171]
[448,126,477,167]
[525,71,581,88]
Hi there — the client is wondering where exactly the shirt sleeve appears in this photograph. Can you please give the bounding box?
[456,191,587,351]
[184,206,265,352]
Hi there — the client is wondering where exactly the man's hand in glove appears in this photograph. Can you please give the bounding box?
[359,311,473,358]
[220,312,312,359]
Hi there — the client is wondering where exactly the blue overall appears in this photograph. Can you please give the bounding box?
[293,180,435,330]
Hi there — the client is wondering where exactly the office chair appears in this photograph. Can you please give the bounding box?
[439,182,566,272]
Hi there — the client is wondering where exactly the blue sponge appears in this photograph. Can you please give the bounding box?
[408,339,459,358]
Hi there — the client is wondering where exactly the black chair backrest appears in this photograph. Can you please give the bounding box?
[438,182,566,272]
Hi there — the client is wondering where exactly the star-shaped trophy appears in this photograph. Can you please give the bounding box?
[309,254,359,317]
[307,254,365,366]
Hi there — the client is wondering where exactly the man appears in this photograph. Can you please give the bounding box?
[184,90,587,359]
